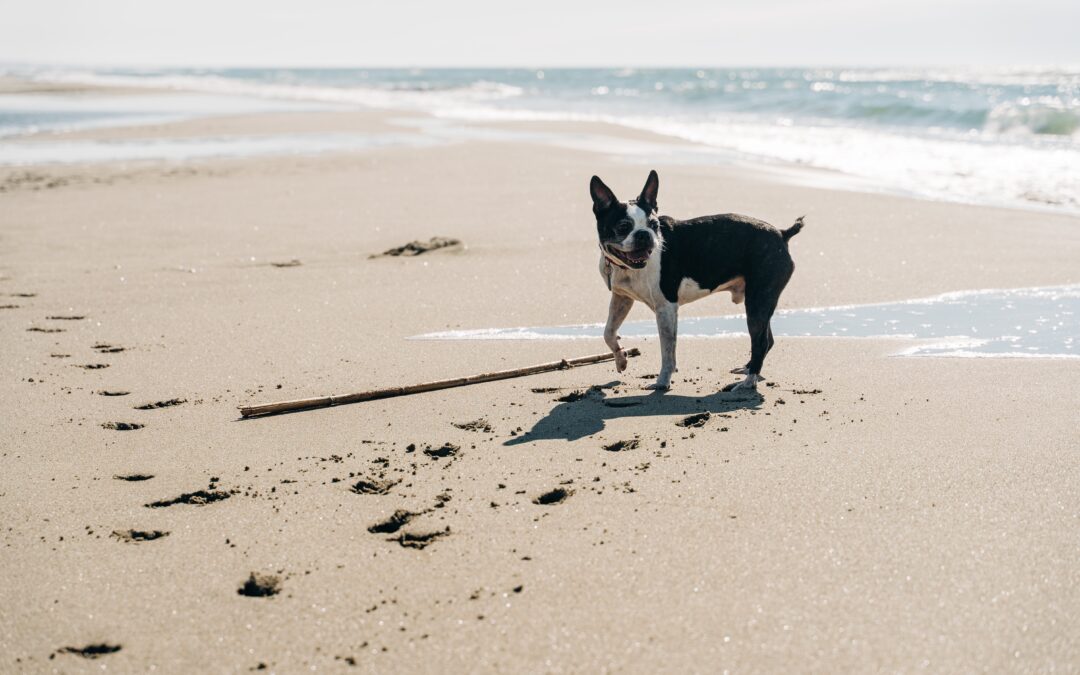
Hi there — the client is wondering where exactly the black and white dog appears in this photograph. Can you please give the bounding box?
[591,170,803,391]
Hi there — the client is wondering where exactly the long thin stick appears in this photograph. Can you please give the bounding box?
[239,348,641,419]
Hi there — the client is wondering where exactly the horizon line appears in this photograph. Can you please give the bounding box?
[4,61,1080,72]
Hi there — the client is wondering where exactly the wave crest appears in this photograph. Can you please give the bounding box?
[985,99,1080,137]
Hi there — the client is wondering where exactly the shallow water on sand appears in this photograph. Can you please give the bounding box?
[412,285,1080,359]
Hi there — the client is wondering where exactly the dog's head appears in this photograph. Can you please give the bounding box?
[590,170,661,270]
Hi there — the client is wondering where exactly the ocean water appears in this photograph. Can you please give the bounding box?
[0,90,337,137]
[2,66,1079,212]
[411,285,1080,359]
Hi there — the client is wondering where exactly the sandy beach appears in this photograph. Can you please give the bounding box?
[2,80,1079,673]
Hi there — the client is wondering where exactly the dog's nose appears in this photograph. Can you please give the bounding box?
[633,230,653,247]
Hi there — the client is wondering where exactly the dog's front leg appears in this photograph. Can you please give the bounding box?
[604,293,634,372]
[646,302,678,390]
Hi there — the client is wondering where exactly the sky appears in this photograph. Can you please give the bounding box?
[1,0,1078,68]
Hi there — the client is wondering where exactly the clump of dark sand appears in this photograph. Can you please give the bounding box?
[391,527,450,550]
[350,477,400,495]
[134,398,186,410]
[111,529,169,543]
[101,422,143,431]
[145,490,230,508]
[55,644,121,659]
[557,385,604,403]
[368,509,418,534]
[453,419,493,433]
[603,439,640,452]
[238,573,282,598]
[676,412,711,428]
[423,443,460,459]
[373,237,461,258]
[533,488,573,505]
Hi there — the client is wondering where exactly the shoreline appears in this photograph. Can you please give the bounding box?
[3,73,1079,217]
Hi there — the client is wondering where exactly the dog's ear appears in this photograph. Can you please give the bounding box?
[590,176,617,214]
[637,170,659,212]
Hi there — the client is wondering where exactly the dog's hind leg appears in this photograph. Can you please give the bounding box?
[604,293,635,373]
[731,308,777,376]
[645,302,678,390]
[727,291,778,391]
[731,319,776,376]
[728,281,754,375]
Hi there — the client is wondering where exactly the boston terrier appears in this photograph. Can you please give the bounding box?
[591,170,803,391]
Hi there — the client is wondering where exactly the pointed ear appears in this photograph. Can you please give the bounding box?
[638,170,659,212]
[590,175,617,213]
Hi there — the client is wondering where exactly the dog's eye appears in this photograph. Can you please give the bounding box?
[648,219,659,230]
[615,221,633,236]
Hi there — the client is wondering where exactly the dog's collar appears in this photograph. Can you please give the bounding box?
[600,243,632,270]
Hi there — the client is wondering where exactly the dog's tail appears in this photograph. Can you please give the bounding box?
[782,216,805,242]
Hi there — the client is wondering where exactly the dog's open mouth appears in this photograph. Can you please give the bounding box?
[607,244,653,268]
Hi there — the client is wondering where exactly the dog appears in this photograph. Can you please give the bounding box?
[591,170,802,391]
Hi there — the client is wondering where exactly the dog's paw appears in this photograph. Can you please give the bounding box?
[645,377,671,391]
[724,374,761,392]
[614,350,628,373]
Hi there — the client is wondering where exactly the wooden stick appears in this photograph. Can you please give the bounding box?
[239,348,641,419]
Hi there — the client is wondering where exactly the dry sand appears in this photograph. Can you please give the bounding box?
[1,95,1079,673]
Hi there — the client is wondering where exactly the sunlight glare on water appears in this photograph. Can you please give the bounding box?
[412,285,1080,359]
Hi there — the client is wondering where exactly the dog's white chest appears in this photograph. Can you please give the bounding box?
[601,253,665,310]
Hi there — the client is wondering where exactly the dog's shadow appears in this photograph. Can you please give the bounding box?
[505,381,763,445]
